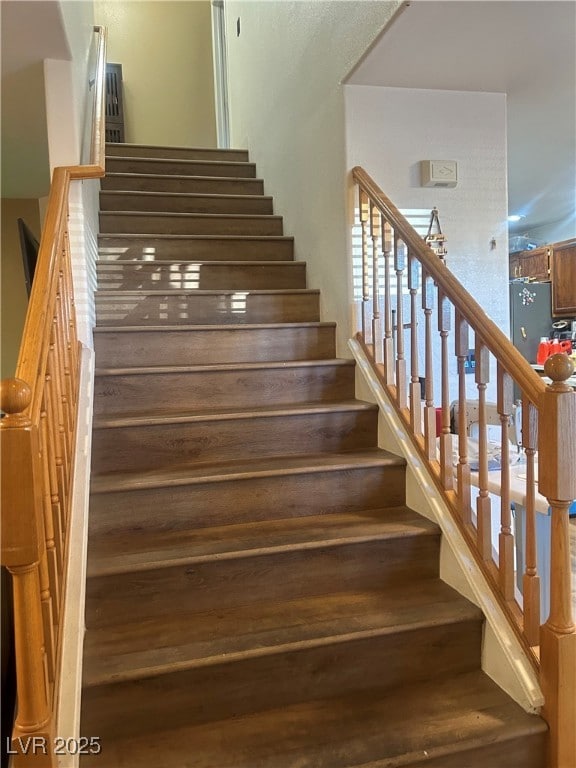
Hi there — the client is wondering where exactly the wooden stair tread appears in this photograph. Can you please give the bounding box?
[100,210,282,221]
[82,579,476,686]
[102,172,264,185]
[94,358,355,376]
[80,670,546,768]
[106,155,254,169]
[105,142,248,154]
[96,258,304,266]
[93,321,336,332]
[104,172,263,183]
[90,449,404,493]
[95,288,318,296]
[93,399,376,428]
[98,233,293,242]
[87,507,437,575]
[101,190,271,202]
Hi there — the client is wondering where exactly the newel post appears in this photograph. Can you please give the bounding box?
[537,355,576,768]
[1,379,54,766]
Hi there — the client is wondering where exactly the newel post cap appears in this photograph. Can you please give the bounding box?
[538,355,576,502]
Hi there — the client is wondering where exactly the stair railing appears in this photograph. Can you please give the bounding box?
[0,26,107,766]
[352,166,575,768]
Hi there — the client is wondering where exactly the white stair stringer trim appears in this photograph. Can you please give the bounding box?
[349,337,543,714]
[55,345,95,767]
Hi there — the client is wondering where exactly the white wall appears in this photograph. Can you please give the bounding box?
[224,0,402,356]
[345,85,509,401]
[44,1,95,169]
[59,0,96,150]
[345,85,509,327]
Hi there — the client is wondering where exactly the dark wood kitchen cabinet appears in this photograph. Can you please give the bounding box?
[551,238,576,316]
[509,246,550,280]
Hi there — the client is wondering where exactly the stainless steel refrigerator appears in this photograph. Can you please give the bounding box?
[509,282,552,364]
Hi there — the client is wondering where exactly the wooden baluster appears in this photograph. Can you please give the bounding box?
[475,342,492,560]
[394,237,407,409]
[38,409,61,616]
[62,233,78,406]
[438,291,453,490]
[41,389,64,574]
[497,363,515,601]
[52,318,70,479]
[538,355,576,768]
[522,397,540,646]
[370,205,383,364]
[383,220,394,387]
[0,379,55,767]
[56,260,75,441]
[408,252,421,435]
[455,311,471,523]
[44,372,67,546]
[359,188,371,345]
[38,550,56,685]
[55,294,73,450]
[47,339,68,530]
[422,272,436,460]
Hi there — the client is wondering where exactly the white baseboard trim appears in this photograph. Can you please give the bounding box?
[55,345,94,765]
[349,337,543,713]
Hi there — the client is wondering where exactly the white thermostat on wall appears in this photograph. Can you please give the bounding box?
[420,160,458,188]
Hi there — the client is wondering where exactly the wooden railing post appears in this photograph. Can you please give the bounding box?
[538,354,576,768]
[1,379,54,766]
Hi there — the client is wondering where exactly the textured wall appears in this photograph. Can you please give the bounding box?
[345,85,509,324]
[224,0,401,356]
[345,85,509,400]
[95,0,216,147]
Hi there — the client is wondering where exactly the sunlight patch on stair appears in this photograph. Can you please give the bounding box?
[169,262,200,289]
[216,291,249,315]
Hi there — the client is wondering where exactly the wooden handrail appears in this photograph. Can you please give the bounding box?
[91,25,107,170]
[352,167,546,406]
[1,25,107,766]
[352,166,575,767]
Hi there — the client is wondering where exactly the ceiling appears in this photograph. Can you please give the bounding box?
[348,0,576,239]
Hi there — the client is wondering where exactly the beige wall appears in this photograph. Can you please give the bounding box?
[95,0,216,147]
[1,199,41,377]
[224,0,401,356]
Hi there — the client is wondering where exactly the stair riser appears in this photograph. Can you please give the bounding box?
[92,408,378,473]
[81,619,479,739]
[95,291,319,326]
[89,464,407,536]
[93,364,355,416]
[400,735,548,768]
[100,212,283,237]
[101,174,264,196]
[93,326,336,366]
[98,235,294,262]
[86,535,439,627]
[100,192,273,216]
[96,262,306,290]
[105,145,249,162]
[106,157,257,178]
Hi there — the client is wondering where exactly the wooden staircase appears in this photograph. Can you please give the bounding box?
[81,143,547,767]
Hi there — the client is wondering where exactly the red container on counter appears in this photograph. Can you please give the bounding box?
[536,338,572,364]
